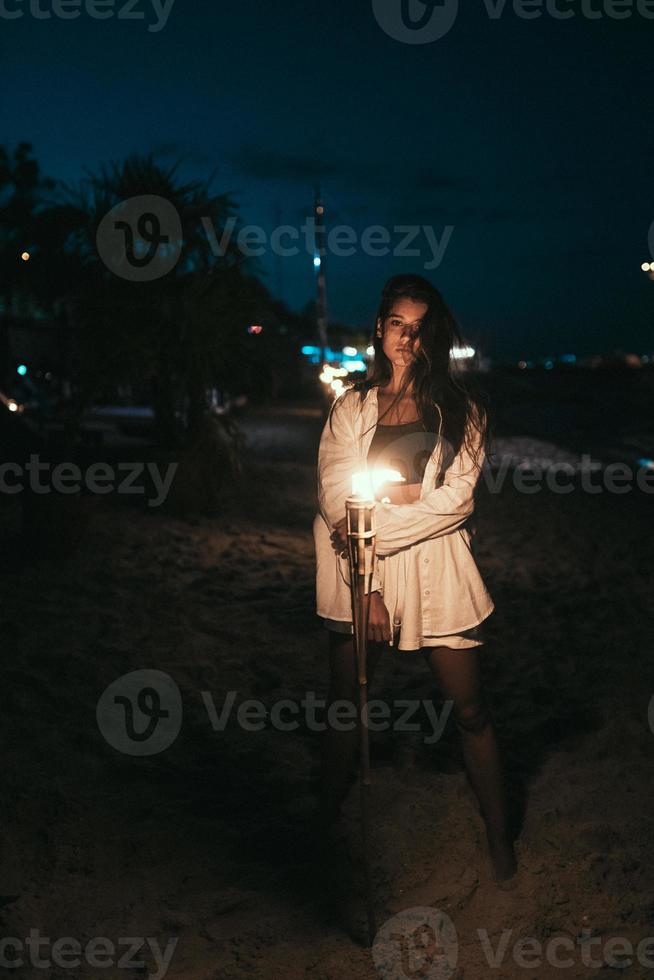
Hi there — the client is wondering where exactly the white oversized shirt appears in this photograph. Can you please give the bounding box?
[312,384,495,646]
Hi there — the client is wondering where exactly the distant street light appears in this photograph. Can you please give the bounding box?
[21,251,30,262]
[451,345,475,359]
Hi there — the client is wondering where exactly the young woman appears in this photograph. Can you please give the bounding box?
[312,273,517,882]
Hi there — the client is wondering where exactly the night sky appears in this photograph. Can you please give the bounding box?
[3,0,653,360]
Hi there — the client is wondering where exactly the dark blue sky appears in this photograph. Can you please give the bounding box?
[3,0,653,360]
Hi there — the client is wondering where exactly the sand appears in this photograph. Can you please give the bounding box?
[1,399,653,980]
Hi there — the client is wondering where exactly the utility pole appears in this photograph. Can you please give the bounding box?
[314,185,328,366]
[273,201,284,303]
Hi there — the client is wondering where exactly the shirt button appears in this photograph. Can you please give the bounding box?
[424,589,430,596]
[423,558,429,563]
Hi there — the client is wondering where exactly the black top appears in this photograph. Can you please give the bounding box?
[367,418,439,485]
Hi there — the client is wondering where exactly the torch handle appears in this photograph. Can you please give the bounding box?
[345,494,377,945]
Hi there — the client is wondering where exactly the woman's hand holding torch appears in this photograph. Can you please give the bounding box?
[328,467,403,646]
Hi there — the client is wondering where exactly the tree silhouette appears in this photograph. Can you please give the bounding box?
[0,142,56,378]
[35,152,262,447]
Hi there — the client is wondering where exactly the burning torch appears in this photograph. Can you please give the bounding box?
[344,467,404,947]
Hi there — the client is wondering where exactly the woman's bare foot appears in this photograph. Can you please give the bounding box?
[486,831,517,882]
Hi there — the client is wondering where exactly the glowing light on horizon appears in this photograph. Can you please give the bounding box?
[451,346,475,359]
[343,346,357,356]
[21,251,30,262]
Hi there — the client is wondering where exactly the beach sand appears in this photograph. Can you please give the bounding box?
[1,400,653,979]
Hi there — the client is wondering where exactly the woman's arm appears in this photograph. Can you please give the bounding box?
[316,390,360,529]
[377,482,422,505]
[373,407,487,557]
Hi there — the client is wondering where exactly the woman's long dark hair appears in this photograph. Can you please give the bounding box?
[328,273,491,474]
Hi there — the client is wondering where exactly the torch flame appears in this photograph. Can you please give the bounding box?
[351,467,405,500]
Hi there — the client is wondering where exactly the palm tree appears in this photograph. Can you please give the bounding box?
[40,152,259,448]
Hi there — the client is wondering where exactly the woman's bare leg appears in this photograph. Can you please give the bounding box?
[319,629,384,823]
[422,645,517,881]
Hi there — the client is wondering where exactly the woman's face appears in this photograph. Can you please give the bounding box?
[377,297,428,369]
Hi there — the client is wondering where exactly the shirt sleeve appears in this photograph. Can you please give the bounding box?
[317,389,359,529]
[373,404,487,557]
[317,389,383,594]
